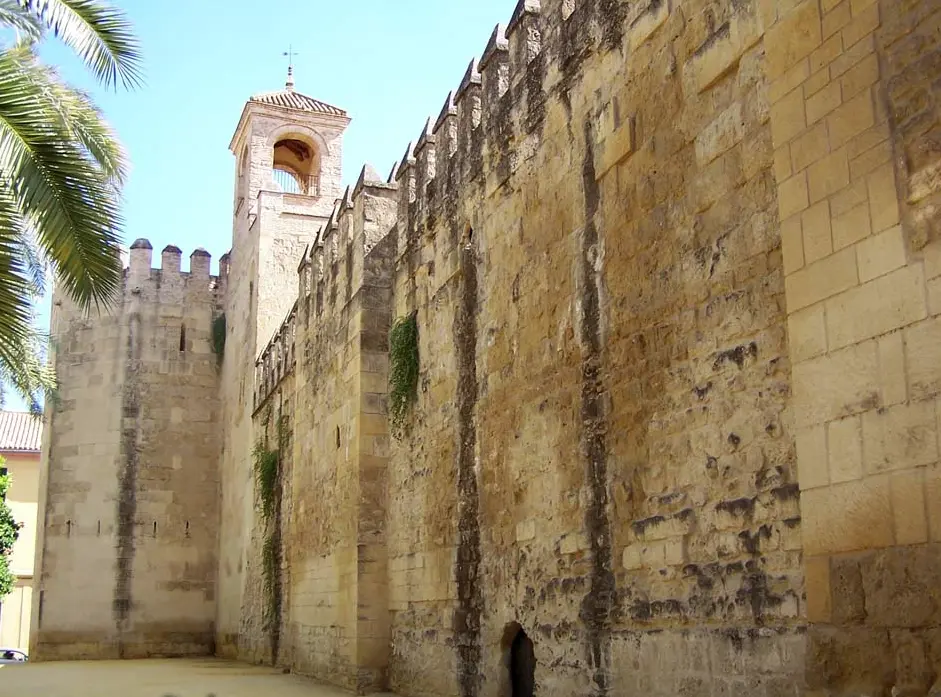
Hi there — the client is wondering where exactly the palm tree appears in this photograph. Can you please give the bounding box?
[0,0,142,412]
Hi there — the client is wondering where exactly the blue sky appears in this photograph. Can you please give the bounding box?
[6,0,513,411]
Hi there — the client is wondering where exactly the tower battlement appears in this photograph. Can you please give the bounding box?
[125,238,221,290]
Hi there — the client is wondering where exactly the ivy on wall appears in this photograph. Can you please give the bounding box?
[252,410,291,638]
[389,312,419,438]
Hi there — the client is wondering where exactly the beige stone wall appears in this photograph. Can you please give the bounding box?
[242,171,397,691]
[31,247,222,660]
[386,1,806,694]
[767,0,941,693]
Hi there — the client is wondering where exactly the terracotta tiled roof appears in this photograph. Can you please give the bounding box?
[0,411,42,453]
[249,89,346,116]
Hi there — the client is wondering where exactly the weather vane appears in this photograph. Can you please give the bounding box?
[283,45,299,89]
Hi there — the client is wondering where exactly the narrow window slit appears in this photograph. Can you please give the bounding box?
[179,324,186,352]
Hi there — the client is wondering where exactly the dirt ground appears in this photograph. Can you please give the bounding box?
[0,658,396,697]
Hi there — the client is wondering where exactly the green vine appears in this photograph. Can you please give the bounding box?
[253,412,292,638]
[261,534,281,629]
[388,312,419,438]
[211,313,226,364]
[0,463,21,598]
[253,442,279,520]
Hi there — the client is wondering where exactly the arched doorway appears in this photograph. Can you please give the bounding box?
[509,627,535,697]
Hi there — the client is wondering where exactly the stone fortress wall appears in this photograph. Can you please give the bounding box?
[31,0,941,695]
[31,244,223,659]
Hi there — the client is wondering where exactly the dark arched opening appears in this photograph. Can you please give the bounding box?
[509,627,535,697]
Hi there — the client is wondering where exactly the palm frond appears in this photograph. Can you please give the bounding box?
[0,0,41,42]
[0,185,51,413]
[18,0,143,89]
[43,74,127,185]
[0,43,123,313]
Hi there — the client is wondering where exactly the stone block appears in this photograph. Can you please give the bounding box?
[802,200,833,263]
[797,424,830,490]
[630,0,671,51]
[770,59,810,105]
[927,464,941,542]
[789,302,828,362]
[696,102,744,167]
[775,144,794,182]
[806,80,842,125]
[868,163,901,233]
[822,1,852,39]
[782,213,805,275]
[856,226,907,283]
[828,415,862,483]
[766,0,824,80]
[929,277,941,316]
[808,147,850,203]
[829,90,875,150]
[825,265,928,350]
[891,469,928,545]
[863,399,939,473]
[785,246,858,312]
[831,34,875,79]
[791,340,879,428]
[810,34,843,73]
[841,0,879,48]
[516,519,536,542]
[804,66,830,98]
[690,9,766,91]
[801,476,894,555]
[906,317,941,400]
[771,88,808,148]
[832,201,872,250]
[878,331,908,407]
[804,555,832,622]
[791,121,830,173]
[779,172,810,220]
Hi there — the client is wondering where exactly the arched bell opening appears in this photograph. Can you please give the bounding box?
[272,137,320,195]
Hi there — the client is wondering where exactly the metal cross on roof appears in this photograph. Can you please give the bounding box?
[283,45,299,89]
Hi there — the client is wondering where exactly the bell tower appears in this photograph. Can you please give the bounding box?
[215,71,350,656]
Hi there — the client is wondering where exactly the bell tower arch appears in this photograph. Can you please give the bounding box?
[215,70,350,656]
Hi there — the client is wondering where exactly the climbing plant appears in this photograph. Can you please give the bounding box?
[252,412,291,636]
[0,463,21,598]
[388,312,419,438]
[253,441,279,520]
[211,313,226,365]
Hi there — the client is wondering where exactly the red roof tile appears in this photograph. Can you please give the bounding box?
[249,89,346,116]
[0,411,42,453]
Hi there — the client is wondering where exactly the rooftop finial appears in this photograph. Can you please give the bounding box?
[283,45,298,90]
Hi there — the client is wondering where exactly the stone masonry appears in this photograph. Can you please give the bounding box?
[31,0,941,695]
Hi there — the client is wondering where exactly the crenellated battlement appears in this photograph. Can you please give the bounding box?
[376,0,674,245]
[125,238,222,293]
[255,163,398,408]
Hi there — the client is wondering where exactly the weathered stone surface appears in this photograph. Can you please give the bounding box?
[32,0,941,695]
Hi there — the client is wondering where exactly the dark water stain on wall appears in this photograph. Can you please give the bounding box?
[453,234,483,697]
[114,309,142,657]
[578,118,618,696]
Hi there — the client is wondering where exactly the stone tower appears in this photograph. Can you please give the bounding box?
[214,70,350,656]
[30,242,225,660]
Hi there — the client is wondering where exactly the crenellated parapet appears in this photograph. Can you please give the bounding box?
[255,162,398,409]
[254,301,297,410]
[125,238,222,297]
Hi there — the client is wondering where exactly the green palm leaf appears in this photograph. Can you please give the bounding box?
[0,43,123,313]
[18,0,143,89]
[0,0,40,41]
